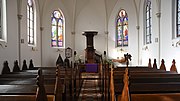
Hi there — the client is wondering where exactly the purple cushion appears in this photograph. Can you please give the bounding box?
[85,63,98,73]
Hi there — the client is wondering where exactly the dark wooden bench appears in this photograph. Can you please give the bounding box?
[114,83,180,94]
[33,65,82,100]
[0,68,56,101]
[0,78,56,85]
[118,93,180,101]
[0,66,78,101]
[111,66,180,101]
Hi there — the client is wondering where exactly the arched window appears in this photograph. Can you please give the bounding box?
[177,0,180,37]
[51,10,65,48]
[145,0,152,44]
[116,9,128,47]
[27,0,35,45]
[0,0,7,42]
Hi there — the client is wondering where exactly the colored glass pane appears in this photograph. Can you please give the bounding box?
[51,10,65,47]
[54,11,61,18]
[52,18,56,25]
[124,17,128,25]
[52,26,57,39]
[116,9,128,47]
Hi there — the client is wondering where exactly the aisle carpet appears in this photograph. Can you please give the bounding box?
[78,73,102,101]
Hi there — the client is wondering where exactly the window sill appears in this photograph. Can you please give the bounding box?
[172,37,180,47]
[0,40,7,48]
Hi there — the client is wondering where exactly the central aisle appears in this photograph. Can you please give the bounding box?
[78,73,102,101]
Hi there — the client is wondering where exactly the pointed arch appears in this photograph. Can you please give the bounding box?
[51,9,65,48]
[116,9,128,47]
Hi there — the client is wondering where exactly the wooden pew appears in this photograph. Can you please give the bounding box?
[32,67,77,99]
[110,64,115,101]
[22,60,28,70]
[148,58,152,68]
[120,68,130,101]
[102,63,110,101]
[0,56,82,100]
[159,59,166,71]
[111,65,180,101]
[0,68,55,101]
[170,59,178,73]
[36,68,48,101]
[109,57,180,101]
[0,66,76,101]
[1,61,10,74]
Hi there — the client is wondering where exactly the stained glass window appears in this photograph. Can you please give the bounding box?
[177,0,180,37]
[27,0,34,45]
[145,0,152,44]
[116,9,128,47]
[51,10,64,47]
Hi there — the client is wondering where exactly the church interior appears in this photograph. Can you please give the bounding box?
[0,0,180,101]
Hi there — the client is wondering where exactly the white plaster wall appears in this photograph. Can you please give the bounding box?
[0,0,18,72]
[20,0,41,68]
[1,0,180,73]
[0,0,42,73]
[139,0,180,72]
[138,0,144,66]
[160,0,180,72]
[75,0,106,58]
[42,0,72,67]
[139,0,159,67]
[108,0,138,66]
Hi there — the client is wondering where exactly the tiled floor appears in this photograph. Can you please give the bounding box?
[78,73,102,101]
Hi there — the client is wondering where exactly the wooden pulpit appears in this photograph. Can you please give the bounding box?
[82,31,98,63]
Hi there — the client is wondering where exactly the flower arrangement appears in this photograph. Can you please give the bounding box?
[75,55,84,64]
